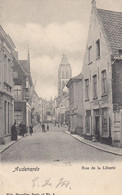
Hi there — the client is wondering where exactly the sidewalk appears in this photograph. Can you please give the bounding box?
[0,124,40,154]
[65,130,122,156]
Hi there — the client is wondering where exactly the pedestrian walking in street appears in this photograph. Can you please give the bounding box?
[54,121,56,126]
[42,123,46,132]
[29,124,33,136]
[23,122,26,136]
[11,121,18,141]
[19,122,22,136]
[47,124,49,131]
[19,121,26,137]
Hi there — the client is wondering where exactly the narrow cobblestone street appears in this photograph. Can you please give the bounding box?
[1,124,122,163]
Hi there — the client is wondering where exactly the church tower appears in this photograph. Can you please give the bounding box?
[58,55,72,97]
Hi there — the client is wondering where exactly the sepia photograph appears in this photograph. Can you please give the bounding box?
[0,0,122,194]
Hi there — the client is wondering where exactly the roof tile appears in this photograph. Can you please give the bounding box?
[97,9,122,56]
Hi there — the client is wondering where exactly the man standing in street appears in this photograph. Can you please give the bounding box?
[42,123,46,133]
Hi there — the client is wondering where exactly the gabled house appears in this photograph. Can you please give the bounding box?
[13,51,33,129]
[59,92,69,126]
[0,26,15,144]
[82,0,122,147]
[31,89,41,125]
[66,73,83,135]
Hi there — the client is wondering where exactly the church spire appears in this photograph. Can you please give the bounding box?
[61,54,69,65]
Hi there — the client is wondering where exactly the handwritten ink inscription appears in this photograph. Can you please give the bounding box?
[32,177,71,190]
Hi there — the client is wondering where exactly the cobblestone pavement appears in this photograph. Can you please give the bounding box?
[0,124,122,163]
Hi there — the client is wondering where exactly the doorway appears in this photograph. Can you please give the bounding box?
[95,116,100,141]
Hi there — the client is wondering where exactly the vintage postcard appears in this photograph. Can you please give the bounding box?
[0,0,122,195]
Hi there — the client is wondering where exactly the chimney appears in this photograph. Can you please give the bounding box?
[91,0,96,11]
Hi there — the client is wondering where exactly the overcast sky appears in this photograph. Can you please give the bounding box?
[0,0,122,100]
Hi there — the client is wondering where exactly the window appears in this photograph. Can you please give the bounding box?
[88,46,92,64]
[86,110,91,134]
[14,85,22,100]
[13,70,18,79]
[4,54,8,83]
[101,70,107,95]
[4,101,7,134]
[93,75,97,98]
[114,112,120,122]
[85,79,89,100]
[96,39,100,58]
[118,50,122,57]
[8,102,10,133]
[102,108,108,135]
[14,111,22,125]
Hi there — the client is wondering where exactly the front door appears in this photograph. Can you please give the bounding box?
[95,116,100,141]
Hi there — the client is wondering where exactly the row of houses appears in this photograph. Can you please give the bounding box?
[0,25,43,144]
[53,55,72,126]
[57,0,122,148]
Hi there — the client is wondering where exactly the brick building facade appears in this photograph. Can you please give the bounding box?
[0,26,15,144]
[31,90,41,125]
[82,0,122,147]
[67,73,83,135]
[13,52,33,130]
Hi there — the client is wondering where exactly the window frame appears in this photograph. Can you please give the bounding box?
[14,111,22,125]
[93,74,97,99]
[13,69,18,79]
[118,49,122,57]
[96,39,100,59]
[14,85,22,100]
[101,70,107,96]
[101,108,109,136]
[85,79,89,100]
[88,46,92,64]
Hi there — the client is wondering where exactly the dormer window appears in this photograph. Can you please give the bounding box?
[119,50,122,57]
[96,39,100,59]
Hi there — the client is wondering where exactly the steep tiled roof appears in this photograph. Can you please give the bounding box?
[97,9,122,56]
[19,60,30,74]
[66,73,82,88]
[19,60,33,86]
[71,73,82,80]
